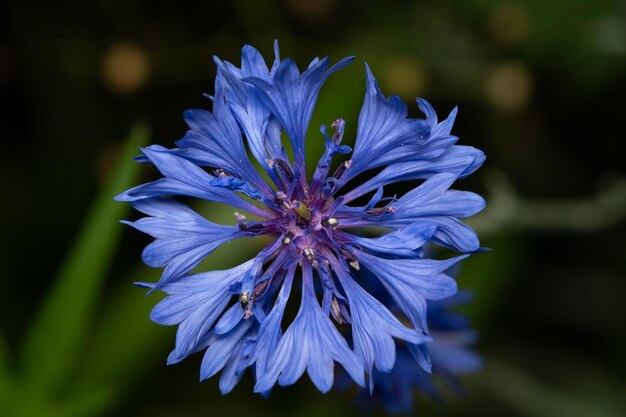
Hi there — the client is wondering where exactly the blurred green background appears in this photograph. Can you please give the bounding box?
[1,0,625,416]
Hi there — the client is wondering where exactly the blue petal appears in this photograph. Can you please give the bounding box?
[142,237,241,287]
[407,342,432,373]
[335,264,430,388]
[375,99,461,167]
[342,64,430,183]
[219,336,254,395]
[114,145,272,218]
[417,97,458,142]
[173,298,232,361]
[416,98,439,127]
[214,303,244,335]
[252,266,296,386]
[214,43,284,184]
[394,189,486,220]
[348,222,437,257]
[427,216,481,252]
[122,198,245,287]
[378,133,458,167]
[169,68,273,195]
[341,174,485,252]
[356,251,466,333]
[245,56,355,171]
[342,145,485,203]
[200,319,254,383]
[254,264,364,393]
[150,260,254,360]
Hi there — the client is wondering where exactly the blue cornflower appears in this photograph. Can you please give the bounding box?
[116,42,485,395]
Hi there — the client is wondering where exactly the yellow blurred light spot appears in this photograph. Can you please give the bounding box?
[384,58,427,99]
[486,62,533,112]
[101,42,150,94]
[489,3,531,45]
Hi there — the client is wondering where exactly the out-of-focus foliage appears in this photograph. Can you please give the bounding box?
[0,0,624,416]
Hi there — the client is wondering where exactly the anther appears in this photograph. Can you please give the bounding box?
[303,247,315,261]
[213,168,229,178]
[239,291,249,309]
[275,191,287,202]
[234,212,246,221]
[282,236,291,245]
[349,259,360,270]
[322,217,338,227]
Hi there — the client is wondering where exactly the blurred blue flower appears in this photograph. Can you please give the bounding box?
[116,42,485,395]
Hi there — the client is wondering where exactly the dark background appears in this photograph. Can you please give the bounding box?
[1,1,625,416]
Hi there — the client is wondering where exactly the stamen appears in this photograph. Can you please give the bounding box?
[243,280,269,320]
[234,212,246,221]
[252,279,269,299]
[365,206,396,216]
[332,159,352,180]
[273,158,294,182]
[240,222,264,233]
[339,247,360,271]
[331,296,345,324]
[322,196,335,211]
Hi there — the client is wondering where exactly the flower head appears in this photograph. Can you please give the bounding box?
[116,41,485,395]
